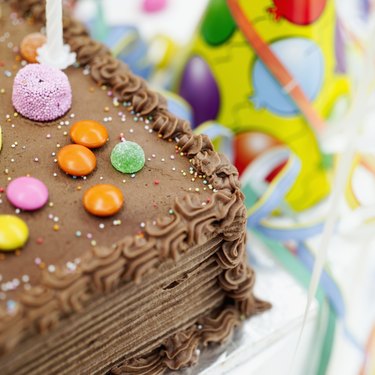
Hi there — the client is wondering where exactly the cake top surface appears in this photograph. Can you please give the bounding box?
[0,0,253,355]
[0,1,215,303]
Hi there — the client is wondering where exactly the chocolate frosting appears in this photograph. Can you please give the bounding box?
[112,307,242,374]
[0,0,271,370]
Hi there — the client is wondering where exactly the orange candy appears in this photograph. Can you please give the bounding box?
[20,33,47,63]
[70,120,109,149]
[83,184,124,217]
[57,144,96,176]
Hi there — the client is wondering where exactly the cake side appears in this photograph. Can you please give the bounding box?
[0,239,228,374]
[0,0,270,372]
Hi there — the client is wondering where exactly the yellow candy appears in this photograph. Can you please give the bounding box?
[0,215,29,251]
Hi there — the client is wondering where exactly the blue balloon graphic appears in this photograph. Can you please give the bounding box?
[88,23,154,79]
[251,38,324,116]
[165,92,193,123]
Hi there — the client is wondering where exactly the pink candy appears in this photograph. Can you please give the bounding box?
[6,176,49,211]
[12,64,72,122]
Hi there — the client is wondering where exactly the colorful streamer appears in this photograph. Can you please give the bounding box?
[194,115,368,374]
[360,325,375,375]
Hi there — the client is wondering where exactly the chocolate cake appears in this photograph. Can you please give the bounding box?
[0,1,269,373]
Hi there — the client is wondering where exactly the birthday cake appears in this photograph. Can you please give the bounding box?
[0,1,268,373]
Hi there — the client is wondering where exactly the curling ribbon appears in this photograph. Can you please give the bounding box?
[253,232,336,375]
[194,122,327,240]
[359,325,375,375]
[193,119,366,374]
[292,11,375,372]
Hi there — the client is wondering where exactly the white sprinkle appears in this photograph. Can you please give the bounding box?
[48,265,56,273]
[66,261,76,271]
[21,275,30,283]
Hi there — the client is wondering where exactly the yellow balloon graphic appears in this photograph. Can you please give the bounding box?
[175,0,350,211]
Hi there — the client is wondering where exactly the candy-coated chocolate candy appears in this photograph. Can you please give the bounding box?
[20,32,47,63]
[57,144,96,176]
[83,184,124,217]
[0,215,29,251]
[6,176,48,211]
[70,120,109,149]
[111,141,145,174]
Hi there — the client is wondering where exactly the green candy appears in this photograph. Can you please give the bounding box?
[110,141,145,174]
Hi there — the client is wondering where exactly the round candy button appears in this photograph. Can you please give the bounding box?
[57,144,96,176]
[83,184,124,217]
[70,120,109,149]
[6,176,48,211]
[0,215,29,251]
[111,141,145,174]
[20,33,47,63]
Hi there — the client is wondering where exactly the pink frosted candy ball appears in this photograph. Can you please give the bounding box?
[6,176,49,211]
[12,64,72,122]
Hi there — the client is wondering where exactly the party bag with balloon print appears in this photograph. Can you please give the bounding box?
[175,0,350,211]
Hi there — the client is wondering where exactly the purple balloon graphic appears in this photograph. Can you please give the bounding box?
[178,55,220,127]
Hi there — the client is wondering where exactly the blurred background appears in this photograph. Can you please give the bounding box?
[68,1,375,374]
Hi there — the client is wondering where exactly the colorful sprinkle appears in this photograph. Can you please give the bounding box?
[6,176,48,211]
[110,141,145,174]
[36,237,44,244]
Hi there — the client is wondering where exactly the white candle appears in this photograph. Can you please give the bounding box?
[37,0,76,69]
[46,0,64,60]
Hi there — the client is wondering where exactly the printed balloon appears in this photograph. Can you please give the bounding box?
[234,132,282,175]
[251,38,324,116]
[178,55,220,127]
[269,0,327,25]
[201,0,236,46]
